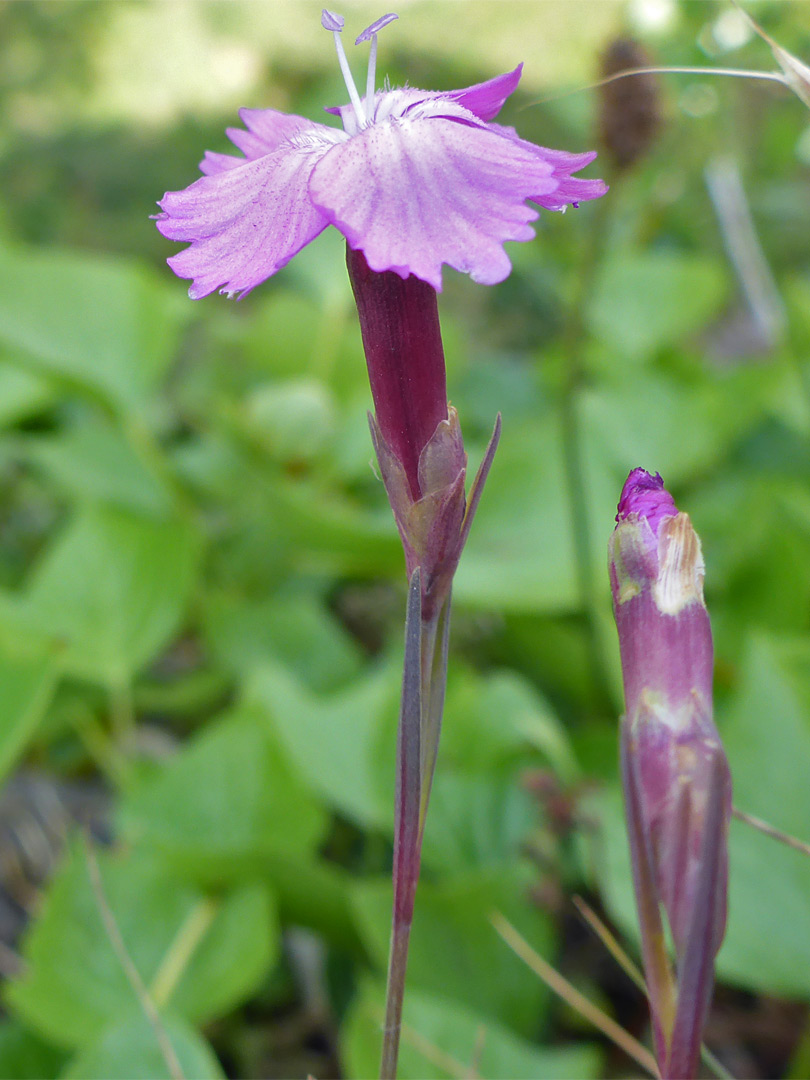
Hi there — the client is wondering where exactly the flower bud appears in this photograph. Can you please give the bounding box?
[609,469,731,1080]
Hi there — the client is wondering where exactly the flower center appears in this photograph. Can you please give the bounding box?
[321,9,398,129]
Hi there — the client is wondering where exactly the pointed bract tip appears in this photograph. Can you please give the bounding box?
[356,13,399,45]
[321,9,345,32]
[617,467,678,533]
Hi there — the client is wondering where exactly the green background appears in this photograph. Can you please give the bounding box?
[0,1,809,1076]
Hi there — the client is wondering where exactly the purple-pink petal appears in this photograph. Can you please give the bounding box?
[309,116,558,290]
[447,64,523,121]
[198,110,332,177]
[157,137,338,298]
[228,109,325,160]
[200,150,245,176]
[534,175,609,212]
[617,467,679,534]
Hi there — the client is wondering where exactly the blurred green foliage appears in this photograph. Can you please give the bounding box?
[0,1,809,1077]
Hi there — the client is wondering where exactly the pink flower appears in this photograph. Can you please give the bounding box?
[156,9,607,299]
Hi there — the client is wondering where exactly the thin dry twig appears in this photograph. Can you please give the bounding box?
[571,897,733,1080]
[82,836,185,1080]
[490,911,660,1079]
[526,65,786,108]
[572,895,647,994]
[732,806,810,857]
[371,1003,476,1080]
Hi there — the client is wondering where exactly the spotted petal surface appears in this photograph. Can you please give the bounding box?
[309,115,559,290]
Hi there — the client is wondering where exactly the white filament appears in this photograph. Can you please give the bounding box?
[331,30,365,127]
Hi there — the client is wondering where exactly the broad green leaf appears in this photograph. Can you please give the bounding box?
[7,844,277,1048]
[582,368,778,489]
[118,708,328,881]
[246,660,397,830]
[22,420,173,515]
[588,251,729,362]
[0,645,57,785]
[343,981,601,1080]
[241,379,336,464]
[454,418,578,613]
[204,590,363,692]
[0,243,185,412]
[0,1020,67,1080]
[61,1012,223,1080]
[352,871,551,1036]
[422,771,538,873]
[0,362,54,429]
[441,668,577,780]
[0,507,200,686]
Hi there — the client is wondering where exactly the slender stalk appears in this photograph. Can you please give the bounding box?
[491,912,660,1078]
[559,193,611,696]
[83,837,185,1080]
[732,806,810,858]
[380,574,453,1079]
[530,66,787,108]
[572,895,733,1079]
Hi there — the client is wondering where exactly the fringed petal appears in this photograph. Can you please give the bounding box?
[310,116,559,291]
[157,133,342,299]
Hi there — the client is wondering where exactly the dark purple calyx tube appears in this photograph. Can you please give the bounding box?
[346,246,448,501]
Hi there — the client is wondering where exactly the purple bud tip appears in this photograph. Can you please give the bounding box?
[321,9,345,32]
[616,467,679,533]
[355,12,399,44]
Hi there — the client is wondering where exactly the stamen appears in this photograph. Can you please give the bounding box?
[365,35,378,118]
[356,14,398,123]
[321,9,365,127]
[355,12,398,44]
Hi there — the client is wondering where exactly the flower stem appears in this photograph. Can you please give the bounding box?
[559,193,611,698]
[380,572,451,1079]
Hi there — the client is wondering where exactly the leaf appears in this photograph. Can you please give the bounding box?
[0,362,54,429]
[581,367,779,489]
[453,418,578,613]
[342,980,602,1080]
[118,707,328,882]
[22,420,173,515]
[588,251,729,362]
[204,590,363,692]
[0,507,200,686]
[7,844,278,1048]
[351,871,551,1036]
[0,242,185,413]
[61,1012,223,1080]
[0,645,57,785]
[0,1020,67,1080]
[422,770,538,873]
[246,660,399,830]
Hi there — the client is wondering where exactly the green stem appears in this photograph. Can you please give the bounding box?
[559,194,612,699]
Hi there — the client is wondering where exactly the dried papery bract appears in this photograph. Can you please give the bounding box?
[609,469,732,1080]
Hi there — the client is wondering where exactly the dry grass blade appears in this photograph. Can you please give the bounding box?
[490,911,660,1079]
[572,895,647,995]
[572,896,733,1080]
[371,1003,478,1080]
[82,836,185,1080]
[733,806,810,857]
